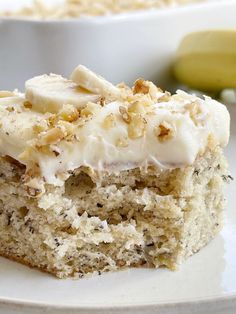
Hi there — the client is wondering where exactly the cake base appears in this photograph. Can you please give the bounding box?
[0,147,229,278]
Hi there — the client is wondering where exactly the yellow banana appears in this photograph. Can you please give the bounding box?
[173,30,236,92]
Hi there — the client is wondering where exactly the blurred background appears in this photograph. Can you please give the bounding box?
[0,0,235,105]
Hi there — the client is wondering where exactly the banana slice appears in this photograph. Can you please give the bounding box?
[70,65,120,98]
[0,91,16,98]
[173,30,236,92]
[25,74,100,113]
[0,91,25,106]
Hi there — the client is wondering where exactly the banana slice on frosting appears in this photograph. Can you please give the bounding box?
[70,65,120,98]
[25,73,100,113]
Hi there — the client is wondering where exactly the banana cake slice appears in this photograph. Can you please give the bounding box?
[0,66,230,278]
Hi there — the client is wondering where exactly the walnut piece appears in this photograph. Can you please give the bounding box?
[132,79,164,103]
[23,101,33,109]
[185,101,203,125]
[80,102,100,117]
[59,104,79,122]
[58,120,76,141]
[33,123,48,134]
[99,97,106,106]
[47,114,58,127]
[155,121,174,142]
[119,106,131,123]
[39,127,65,145]
[102,113,116,129]
[133,79,150,95]
[128,101,146,115]
[128,114,147,139]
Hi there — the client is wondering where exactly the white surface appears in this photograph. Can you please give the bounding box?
[0,104,235,314]
[0,0,236,90]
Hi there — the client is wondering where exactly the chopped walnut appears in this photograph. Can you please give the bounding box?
[57,120,76,140]
[133,79,164,103]
[47,114,58,127]
[128,101,146,115]
[133,79,150,95]
[99,97,106,106]
[102,113,116,129]
[33,123,48,134]
[80,107,92,117]
[80,102,100,117]
[185,101,203,125]
[39,127,65,145]
[154,121,174,142]
[23,101,33,109]
[128,114,147,139]
[59,104,79,122]
[119,106,131,123]
[131,93,155,108]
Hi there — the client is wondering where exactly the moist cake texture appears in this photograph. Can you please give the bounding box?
[0,65,230,278]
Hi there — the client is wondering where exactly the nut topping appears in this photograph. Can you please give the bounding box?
[59,104,80,122]
[102,113,116,129]
[154,121,174,142]
[128,114,147,139]
[119,106,131,123]
[133,79,150,95]
[39,127,65,145]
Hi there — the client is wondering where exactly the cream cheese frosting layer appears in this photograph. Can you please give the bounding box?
[0,67,230,188]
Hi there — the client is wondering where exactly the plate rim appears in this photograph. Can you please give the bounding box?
[0,292,236,311]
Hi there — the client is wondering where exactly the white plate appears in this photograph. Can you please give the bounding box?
[0,104,235,314]
[0,0,236,90]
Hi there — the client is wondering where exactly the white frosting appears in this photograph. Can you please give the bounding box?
[0,89,230,187]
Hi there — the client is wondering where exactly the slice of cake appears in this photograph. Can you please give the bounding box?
[0,66,230,278]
